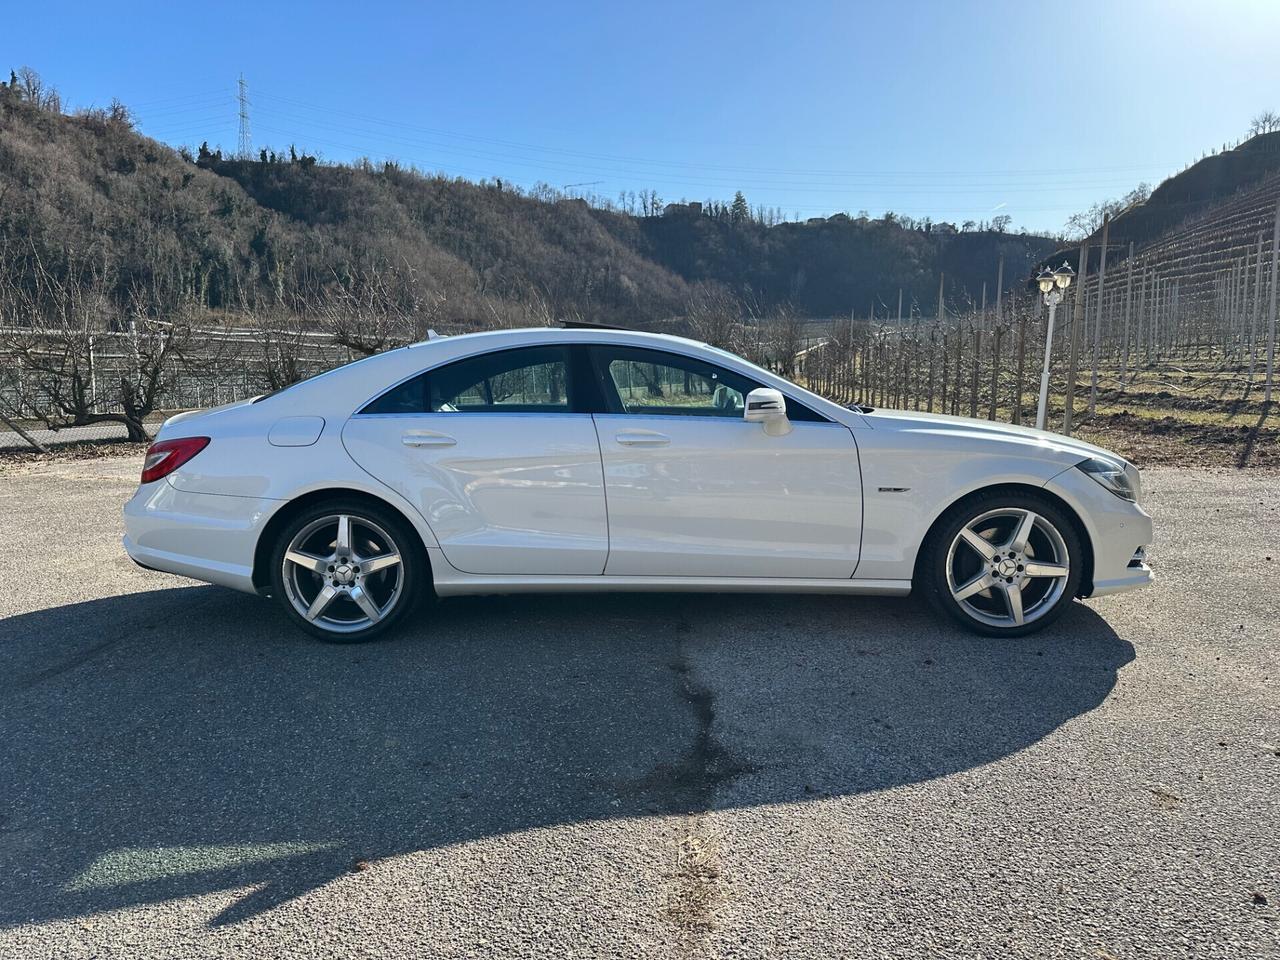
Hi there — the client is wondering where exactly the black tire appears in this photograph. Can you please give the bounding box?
[917,490,1085,638]
[268,498,426,643]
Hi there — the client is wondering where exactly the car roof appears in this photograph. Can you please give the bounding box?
[405,326,706,351]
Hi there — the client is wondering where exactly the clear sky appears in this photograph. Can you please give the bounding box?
[7,0,1280,234]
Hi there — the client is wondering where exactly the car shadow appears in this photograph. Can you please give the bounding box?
[0,585,1133,928]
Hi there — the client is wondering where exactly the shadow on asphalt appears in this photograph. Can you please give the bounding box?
[0,585,1133,927]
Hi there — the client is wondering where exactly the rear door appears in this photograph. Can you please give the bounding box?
[587,345,863,579]
[342,345,609,576]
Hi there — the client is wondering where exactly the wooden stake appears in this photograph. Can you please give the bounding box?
[1064,242,1088,435]
[1266,200,1280,403]
[1089,215,1109,415]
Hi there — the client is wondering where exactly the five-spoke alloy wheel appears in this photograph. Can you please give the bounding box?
[269,499,423,642]
[921,491,1084,636]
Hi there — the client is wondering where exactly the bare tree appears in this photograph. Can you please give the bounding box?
[298,263,441,356]
[683,282,740,350]
[1249,111,1280,136]
[764,303,807,378]
[14,66,61,112]
[0,252,190,441]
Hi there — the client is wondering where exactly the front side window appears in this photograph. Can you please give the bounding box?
[594,347,756,418]
[361,346,573,414]
[590,346,828,422]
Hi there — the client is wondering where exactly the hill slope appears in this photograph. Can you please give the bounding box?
[1,80,1056,327]
[1048,131,1280,269]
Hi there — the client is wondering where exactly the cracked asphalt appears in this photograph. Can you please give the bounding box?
[0,457,1277,959]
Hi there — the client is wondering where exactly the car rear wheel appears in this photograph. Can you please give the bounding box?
[269,500,423,642]
[921,491,1084,637]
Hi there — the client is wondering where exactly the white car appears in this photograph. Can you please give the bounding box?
[124,326,1153,642]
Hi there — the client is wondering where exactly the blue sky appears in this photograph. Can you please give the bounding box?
[7,0,1280,233]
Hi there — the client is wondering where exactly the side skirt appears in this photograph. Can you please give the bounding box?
[431,574,910,603]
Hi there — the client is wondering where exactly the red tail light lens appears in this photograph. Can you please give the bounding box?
[140,437,210,484]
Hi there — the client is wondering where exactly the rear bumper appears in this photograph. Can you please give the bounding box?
[122,480,278,594]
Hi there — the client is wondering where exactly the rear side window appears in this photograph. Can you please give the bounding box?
[360,346,574,414]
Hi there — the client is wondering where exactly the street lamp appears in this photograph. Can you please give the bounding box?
[1035,261,1075,430]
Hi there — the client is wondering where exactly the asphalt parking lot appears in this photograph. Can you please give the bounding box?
[1,456,1277,959]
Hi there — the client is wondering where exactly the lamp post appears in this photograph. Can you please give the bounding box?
[1035,262,1075,430]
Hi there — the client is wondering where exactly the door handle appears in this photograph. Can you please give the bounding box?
[615,431,670,447]
[402,432,457,447]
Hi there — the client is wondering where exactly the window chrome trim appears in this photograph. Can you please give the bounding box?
[352,411,594,419]
[589,412,848,427]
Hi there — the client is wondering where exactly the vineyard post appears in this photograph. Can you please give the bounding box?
[970,285,983,417]
[1120,242,1134,386]
[995,256,1004,321]
[1266,200,1279,403]
[992,256,1004,421]
[1064,242,1088,435]
[1136,270,1146,364]
[1151,276,1160,360]
[989,319,1003,422]
[1012,298,1030,425]
[1089,215,1109,415]
[1235,257,1245,357]
[952,323,962,415]
[928,274,943,412]
[1250,231,1264,382]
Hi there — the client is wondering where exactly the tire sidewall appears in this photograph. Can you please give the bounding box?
[269,499,425,643]
[922,491,1084,638]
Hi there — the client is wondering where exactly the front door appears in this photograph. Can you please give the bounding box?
[587,345,862,579]
[342,345,609,576]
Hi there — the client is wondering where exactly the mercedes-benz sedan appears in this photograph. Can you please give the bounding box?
[124,327,1153,642]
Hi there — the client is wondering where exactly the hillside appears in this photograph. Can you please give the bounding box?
[0,77,1056,329]
[1048,131,1280,270]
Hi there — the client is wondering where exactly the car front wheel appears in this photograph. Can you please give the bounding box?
[921,492,1084,637]
[269,500,423,642]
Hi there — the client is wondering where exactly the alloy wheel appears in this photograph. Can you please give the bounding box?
[280,513,405,635]
[944,507,1071,628]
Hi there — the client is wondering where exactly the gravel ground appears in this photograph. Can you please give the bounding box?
[0,458,1276,959]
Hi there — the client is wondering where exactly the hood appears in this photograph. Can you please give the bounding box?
[861,407,1130,467]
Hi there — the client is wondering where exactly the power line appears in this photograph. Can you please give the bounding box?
[250,90,1180,182]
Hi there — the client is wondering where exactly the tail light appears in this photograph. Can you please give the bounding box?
[141,437,210,484]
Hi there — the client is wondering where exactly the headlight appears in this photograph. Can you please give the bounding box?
[1076,457,1136,502]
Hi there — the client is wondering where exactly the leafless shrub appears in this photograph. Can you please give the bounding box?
[0,248,193,441]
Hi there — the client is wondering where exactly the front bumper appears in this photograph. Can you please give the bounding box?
[123,480,279,594]
[1089,544,1154,597]
[1044,466,1154,599]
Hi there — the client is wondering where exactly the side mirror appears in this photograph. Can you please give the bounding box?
[744,387,791,435]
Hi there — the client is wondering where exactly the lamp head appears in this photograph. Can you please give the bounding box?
[1036,268,1055,294]
[1053,262,1075,289]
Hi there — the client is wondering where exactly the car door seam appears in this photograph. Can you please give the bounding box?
[590,413,612,576]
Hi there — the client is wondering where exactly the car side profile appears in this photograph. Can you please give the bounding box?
[123,327,1153,642]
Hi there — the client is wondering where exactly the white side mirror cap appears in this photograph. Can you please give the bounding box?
[744,388,790,434]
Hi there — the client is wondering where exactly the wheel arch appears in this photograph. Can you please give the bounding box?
[252,487,434,594]
[912,482,1095,597]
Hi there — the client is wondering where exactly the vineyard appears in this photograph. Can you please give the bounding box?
[790,171,1280,468]
[3,175,1279,468]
